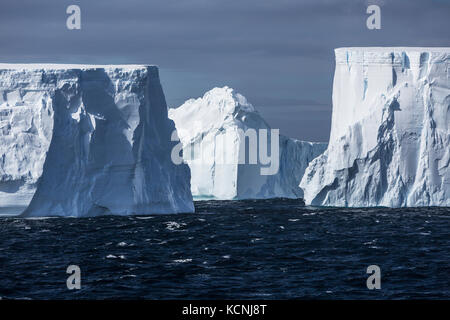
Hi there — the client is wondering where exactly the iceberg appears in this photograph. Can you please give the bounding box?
[0,64,194,216]
[169,87,327,200]
[300,48,450,207]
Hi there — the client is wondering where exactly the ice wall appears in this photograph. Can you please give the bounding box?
[300,48,450,207]
[0,64,194,216]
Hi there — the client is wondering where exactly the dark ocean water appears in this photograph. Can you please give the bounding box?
[0,199,449,300]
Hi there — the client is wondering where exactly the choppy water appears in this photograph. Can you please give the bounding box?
[0,199,449,299]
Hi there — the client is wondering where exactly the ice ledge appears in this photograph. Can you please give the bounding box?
[0,64,162,89]
[0,63,156,70]
[335,47,450,65]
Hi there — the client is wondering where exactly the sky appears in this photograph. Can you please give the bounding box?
[0,0,449,142]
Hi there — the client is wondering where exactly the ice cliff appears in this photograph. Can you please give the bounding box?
[300,48,450,207]
[169,87,327,200]
[0,64,193,216]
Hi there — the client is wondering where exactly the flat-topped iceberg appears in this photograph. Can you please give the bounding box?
[300,47,450,207]
[169,87,327,200]
[0,64,193,216]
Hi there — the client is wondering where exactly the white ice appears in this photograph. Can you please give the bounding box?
[169,87,327,200]
[300,47,450,207]
[0,64,194,216]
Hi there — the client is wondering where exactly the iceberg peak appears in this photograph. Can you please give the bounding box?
[169,87,327,200]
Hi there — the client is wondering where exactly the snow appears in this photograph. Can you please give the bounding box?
[300,47,450,207]
[0,64,194,216]
[169,87,327,200]
[0,64,152,69]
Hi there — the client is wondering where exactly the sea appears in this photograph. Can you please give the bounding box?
[0,199,449,299]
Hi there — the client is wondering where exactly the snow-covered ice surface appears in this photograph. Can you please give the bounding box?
[169,87,327,200]
[0,64,193,216]
[300,47,450,207]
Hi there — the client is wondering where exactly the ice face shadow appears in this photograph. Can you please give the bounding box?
[22,69,138,216]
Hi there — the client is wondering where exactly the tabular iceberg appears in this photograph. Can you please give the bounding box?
[300,48,450,207]
[0,64,193,216]
[169,87,327,200]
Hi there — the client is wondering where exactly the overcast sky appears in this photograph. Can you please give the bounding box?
[0,0,449,141]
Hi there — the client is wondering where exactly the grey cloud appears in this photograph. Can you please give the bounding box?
[0,0,448,141]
